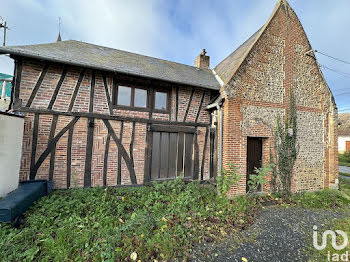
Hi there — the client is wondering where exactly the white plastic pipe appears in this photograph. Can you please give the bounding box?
[1,80,6,99]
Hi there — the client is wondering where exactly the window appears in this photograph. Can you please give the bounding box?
[134,88,147,108]
[117,86,132,106]
[154,91,168,110]
[114,84,170,112]
[115,85,148,108]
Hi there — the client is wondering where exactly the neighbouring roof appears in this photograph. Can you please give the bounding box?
[0,40,220,90]
[0,73,12,80]
[339,113,350,136]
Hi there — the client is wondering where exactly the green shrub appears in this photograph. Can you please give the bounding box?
[247,164,274,193]
[0,179,259,261]
[344,150,350,162]
[339,153,350,164]
[217,163,242,195]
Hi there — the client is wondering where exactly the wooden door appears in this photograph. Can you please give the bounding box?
[246,137,262,192]
[150,131,194,180]
[346,141,350,152]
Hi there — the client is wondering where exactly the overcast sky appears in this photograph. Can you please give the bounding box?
[0,0,349,112]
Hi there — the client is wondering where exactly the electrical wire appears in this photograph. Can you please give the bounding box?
[320,64,350,79]
[333,91,350,96]
[333,88,350,93]
[315,50,350,65]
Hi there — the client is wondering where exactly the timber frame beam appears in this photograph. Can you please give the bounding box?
[18,107,208,127]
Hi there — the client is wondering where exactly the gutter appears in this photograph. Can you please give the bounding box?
[212,69,224,87]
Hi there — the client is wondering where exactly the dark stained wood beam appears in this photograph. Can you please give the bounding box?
[148,88,154,119]
[48,65,68,110]
[13,59,23,110]
[89,70,96,113]
[29,113,39,180]
[102,73,113,115]
[183,87,194,122]
[193,130,199,180]
[143,125,152,183]
[175,86,179,121]
[103,119,137,185]
[30,117,80,180]
[129,122,136,167]
[200,127,209,180]
[103,133,111,186]
[48,115,58,181]
[195,90,206,123]
[19,107,209,127]
[84,118,94,187]
[117,121,124,185]
[66,125,74,189]
[68,68,86,111]
[150,124,196,133]
[26,62,50,107]
[14,59,23,100]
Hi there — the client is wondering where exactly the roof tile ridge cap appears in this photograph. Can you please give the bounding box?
[67,40,209,71]
[221,0,284,85]
[0,39,75,49]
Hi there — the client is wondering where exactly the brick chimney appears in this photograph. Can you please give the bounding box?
[195,49,210,69]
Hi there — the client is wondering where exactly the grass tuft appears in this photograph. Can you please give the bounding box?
[291,189,350,209]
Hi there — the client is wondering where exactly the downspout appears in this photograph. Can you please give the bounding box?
[217,104,223,173]
[207,99,223,175]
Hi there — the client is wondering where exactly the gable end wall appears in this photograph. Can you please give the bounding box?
[221,2,338,196]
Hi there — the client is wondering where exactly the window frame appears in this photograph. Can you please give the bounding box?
[114,84,150,111]
[113,83,171,114]
[153,88,171,113]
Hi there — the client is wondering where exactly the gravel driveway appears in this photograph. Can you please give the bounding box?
[193,207,349,262]
[339,166,350,174]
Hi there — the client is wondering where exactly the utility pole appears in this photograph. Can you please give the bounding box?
[0,17,9,46]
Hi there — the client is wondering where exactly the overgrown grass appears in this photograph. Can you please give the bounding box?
[290,189,350,209]
[339,162,350,167]
[306,178,350,261]
[0,179,259,261]
[339,153,348,163]
[340,172,350,177]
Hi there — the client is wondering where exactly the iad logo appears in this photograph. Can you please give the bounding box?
[313,225,349,262]
[313,225,348,250]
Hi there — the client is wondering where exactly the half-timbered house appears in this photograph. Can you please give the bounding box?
[0,0,339,195]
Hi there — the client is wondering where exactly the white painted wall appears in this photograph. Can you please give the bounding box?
[339,135,350,153]
[0,113,24,197]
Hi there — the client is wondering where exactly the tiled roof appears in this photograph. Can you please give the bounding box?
[339,113,350,136]
[0,40,220,90]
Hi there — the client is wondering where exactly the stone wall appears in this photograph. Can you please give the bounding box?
[220,1,338,196]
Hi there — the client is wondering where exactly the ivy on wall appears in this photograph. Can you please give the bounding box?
[271,89,298,195]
